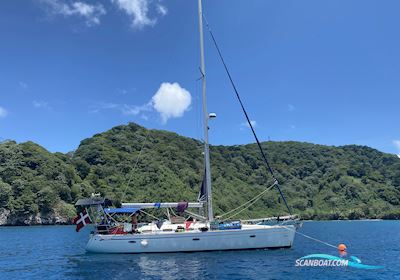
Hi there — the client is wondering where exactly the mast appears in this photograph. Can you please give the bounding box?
[198,0,213,222]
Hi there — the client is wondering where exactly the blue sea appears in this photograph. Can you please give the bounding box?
[0,221,399,279]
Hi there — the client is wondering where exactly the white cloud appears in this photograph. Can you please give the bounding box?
[248,120,257,127]
[19,81,28,89]
[0,107,7,118]
[117,88,128,95]
[121,103,151,115]
[89,102,118,113]
[98,102,119,109]
[156,4,167,16]
[112,0,167,29]
[40,0,106,26]
[393,140,400,158]
[92,82,191,123]
[241,120,257,129]
[33,100,49,109]
[152,82,191,123]
[91,102,151,115]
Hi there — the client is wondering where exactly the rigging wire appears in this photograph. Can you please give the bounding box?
[202,15,292,215]
[120,129,150,202]
[139,209,161,221]
[220,182,277,221]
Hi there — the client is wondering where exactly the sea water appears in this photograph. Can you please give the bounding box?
[0,221,399,279]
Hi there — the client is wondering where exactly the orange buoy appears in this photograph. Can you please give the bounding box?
[338,243,347,252]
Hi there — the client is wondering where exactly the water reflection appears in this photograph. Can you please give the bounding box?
[137,254,206,280]
[66,252,209,280]
[2,222,399,280]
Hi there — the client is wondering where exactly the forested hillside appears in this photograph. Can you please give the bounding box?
[1,122,399,225]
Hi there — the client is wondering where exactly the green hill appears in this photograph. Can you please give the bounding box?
[1,122,399,225]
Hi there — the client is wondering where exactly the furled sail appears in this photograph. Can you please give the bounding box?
[197,170,206,202]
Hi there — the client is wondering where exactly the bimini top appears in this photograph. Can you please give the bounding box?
[104,208,140,214]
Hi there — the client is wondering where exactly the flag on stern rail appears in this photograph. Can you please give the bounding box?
[73,209,92,232]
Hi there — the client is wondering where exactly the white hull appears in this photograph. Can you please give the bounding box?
[86,224,296,254]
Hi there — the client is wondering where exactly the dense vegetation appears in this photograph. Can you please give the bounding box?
[1,122,399,223]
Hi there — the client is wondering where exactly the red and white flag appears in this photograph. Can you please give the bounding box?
[73,209,92,232]
[185,220,193,230]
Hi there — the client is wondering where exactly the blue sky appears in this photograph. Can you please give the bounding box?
[0,0,399,156]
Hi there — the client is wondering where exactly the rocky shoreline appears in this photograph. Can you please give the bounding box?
[0,210,398,226]
[0,208,71,226]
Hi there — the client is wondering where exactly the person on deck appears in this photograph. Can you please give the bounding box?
[131,213,138,233]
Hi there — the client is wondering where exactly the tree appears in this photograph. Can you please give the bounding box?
[0,180,12,207]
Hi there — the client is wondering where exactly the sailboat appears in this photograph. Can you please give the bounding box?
[76,0,301,254]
